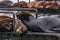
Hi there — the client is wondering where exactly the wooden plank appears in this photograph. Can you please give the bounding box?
[0,32,60,36]
[0,8,36,11]
[0,32,59,40]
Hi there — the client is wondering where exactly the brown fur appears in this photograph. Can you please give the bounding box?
[16,11,32,16]
[0,16,27,34]
[0,16,13,32]
[27,1,36,8]
[35,1,45,9]
[45,1,59,9]
[15,19,27,34]
[13,1,28,8]
[0,16,13,23]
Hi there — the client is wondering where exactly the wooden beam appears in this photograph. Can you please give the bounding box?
[0,8,36,11]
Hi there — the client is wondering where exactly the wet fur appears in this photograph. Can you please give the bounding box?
[0,16,27,34]
[0,16,13,32]
[17,12,60,33]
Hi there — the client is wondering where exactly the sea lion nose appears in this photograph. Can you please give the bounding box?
[15,27,23,34]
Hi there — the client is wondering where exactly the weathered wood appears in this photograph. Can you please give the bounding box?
[0,32,60,36]
[0,8,36,11]
[0,32,59,40]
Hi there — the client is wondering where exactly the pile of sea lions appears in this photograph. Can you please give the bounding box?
[2,11,60,34]
[0,0,60,34]
[0,0,59,10]
[13,1,60,10]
